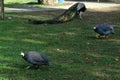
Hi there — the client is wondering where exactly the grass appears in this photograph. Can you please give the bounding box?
[4,0,32,4]
[0,3,120,80]
[4,0,43,8]
[4,0,69,8]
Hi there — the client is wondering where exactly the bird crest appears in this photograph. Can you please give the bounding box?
[93,27,96,29]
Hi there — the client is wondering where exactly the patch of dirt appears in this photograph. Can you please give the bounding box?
[88,6,120,12]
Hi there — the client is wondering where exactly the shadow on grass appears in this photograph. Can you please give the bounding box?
[26,2,40,5]
[5,2,43,8]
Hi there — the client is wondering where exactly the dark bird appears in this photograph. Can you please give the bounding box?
[28,3,86,24]
[20,51,49,69]
[93,24,114,38]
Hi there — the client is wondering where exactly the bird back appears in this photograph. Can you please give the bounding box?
[95,24,114,35]
[24,51,49,65]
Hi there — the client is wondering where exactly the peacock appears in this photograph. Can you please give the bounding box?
[28,2,86,24]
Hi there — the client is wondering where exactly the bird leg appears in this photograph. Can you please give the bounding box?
[96,34,101,38]
[26,66,31,69]
[96,34,107,39]
[105,35,109,38]
[102,35,106,38]
[79,12,83,19]
[26,65,39,69]
[101,35,109,38]
[34,65,39,69]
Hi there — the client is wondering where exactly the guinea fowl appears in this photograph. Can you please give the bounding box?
[93,24,114,38]
[20,51,49,69]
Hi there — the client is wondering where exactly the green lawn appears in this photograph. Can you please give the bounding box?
[4,0,64,8]
[4,0,32,4]
[0,6,120,80]
[4,0,39,8]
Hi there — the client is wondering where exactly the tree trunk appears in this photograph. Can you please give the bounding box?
[40,0,58,5]
[37,0,43,4]
[1,0,4,20]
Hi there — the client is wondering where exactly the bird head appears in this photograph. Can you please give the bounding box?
[111,29,115,34]
[110,26,115,34]
[93,27,96,30]
[20,52,25,57]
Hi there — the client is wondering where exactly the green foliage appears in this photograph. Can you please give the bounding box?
[4,0,31,4]
[66,0,120,2]
[0,9,120,80]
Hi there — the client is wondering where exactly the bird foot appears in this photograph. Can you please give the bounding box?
[96,34,100,38]
[79,17,82,20]
[96,35,108,39]
[26,66,31,69]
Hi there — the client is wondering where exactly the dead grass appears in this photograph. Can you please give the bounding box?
[88,6,120,12]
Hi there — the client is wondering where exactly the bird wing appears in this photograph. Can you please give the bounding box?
[30,54,44,64]
[102,26,114,35]
[28,52,49,65]
[97,27,105,35]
